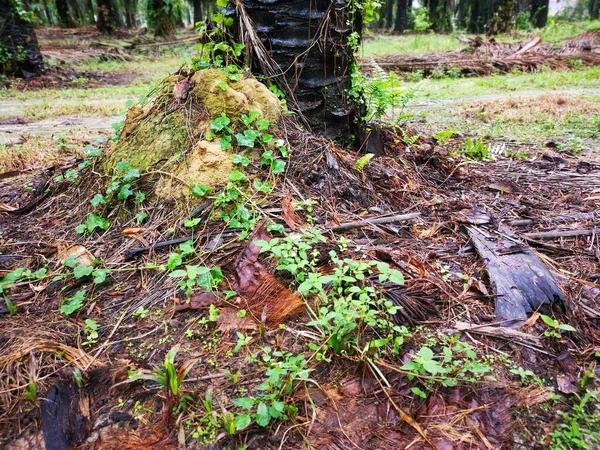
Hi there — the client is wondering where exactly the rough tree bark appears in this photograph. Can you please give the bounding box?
[55,0,77,27]
[0,0,43,76]
[233,0,360,141]
[530,0,548,27]
[96,0,119,33]
[394,0,409,32]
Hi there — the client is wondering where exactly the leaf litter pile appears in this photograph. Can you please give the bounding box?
[1,69,600,450]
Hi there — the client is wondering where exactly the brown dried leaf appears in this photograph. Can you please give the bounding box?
[57,244,94,267]
[122,227,146,235]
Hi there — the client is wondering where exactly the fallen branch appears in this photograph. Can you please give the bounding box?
[506,212,597,227]
[454,321,542,348]
[523,229,595,240]
[328,212,420,233]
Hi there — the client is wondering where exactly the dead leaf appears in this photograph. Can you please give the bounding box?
[217,308,257,332]
[557,375,579,394]
[174,291,218,312]
[0,203,17,212]
[57,244,94,267]
[281,197,303,231]
[122,227,146,235]
[174,79,191,101]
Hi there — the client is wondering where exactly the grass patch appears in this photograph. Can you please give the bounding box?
[0,132,97,172]
[404,66,600,101]
[70,55,184,80]
[409,92,600,153]
[19,99,125,120]
[0,83,155,103]
[362,32,466,56]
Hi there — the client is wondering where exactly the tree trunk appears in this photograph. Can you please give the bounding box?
[193,0,203,25]
[427,0,452,33]
[233,0,360,141]
[81,0,95,24]
[456,0,469,29]
[590,0,600,20]
[394,0,409,32]
[124,0,138,27]
[96,0,119,33]
[530,0,548,27]
[55,0,77,27]
[0,0,44,77]
[468,0,492,33]
[147,0,176,37]
[490,0,518,34]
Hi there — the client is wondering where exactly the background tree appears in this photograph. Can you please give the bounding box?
[0,0,44,76]
[147,0,184,37]
[530,0,549,27]
[124,0,139,27]
[395,0,410,32]
[490,0,519,33]
[96,0,120,33]
[55,0,78,27]
[426,0,452,32]
[590,0,599,20]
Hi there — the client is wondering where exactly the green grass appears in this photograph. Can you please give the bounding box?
[406,91,600,152]
[0,83,155,103]
[404,66,600,101]
[362,32,466,56]
[69,54,184,80]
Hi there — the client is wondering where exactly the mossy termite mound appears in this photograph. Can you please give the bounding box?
[104,68,282,198]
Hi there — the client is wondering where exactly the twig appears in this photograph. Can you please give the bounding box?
[523,229,595,240]
[328,213,420,233]
[454,321,541,348]
[507,212,597,227]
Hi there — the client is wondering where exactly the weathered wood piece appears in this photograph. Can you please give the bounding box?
[467,224,564,324]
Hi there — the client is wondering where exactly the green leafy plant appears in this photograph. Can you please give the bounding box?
[75,213,110,234]
[0,267,48,314]
[82,319,99,346]
[353,153,375,172]
[23,382,37,403]
[60,289,86,315]
[550,391,600,450]
[128,345,197,396]
[540,314,576,338]
[169,265,224,296]
[230,347,310,429]
[456,138,492,161]
[401,336,491,394]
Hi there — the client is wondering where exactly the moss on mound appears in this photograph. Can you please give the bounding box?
[104,69,281,199]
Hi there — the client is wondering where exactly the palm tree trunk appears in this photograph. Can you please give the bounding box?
[530,0,548,28]
[234,0,360,141]
[55,0,78,27]
[0,0,44,76]
[96,0,119,33]
[394,0,409,32]
[490,0,518,34]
